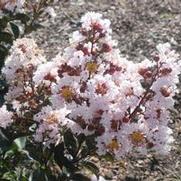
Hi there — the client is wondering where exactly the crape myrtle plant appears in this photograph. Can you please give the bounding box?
[0,0,57,106]
[0,12,180,181]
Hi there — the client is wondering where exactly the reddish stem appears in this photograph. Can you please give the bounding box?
[129,62,161,120]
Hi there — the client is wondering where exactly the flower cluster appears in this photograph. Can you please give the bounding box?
[2,38,46,102]
[33,106,73,145]
[0,38,48,136]
[1,12,180,159]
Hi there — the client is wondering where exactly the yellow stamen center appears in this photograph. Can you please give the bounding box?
[107,139,119,151]
[130,131,145,145]
[46,114,58,124]
[86,62,98,73]
[60,86,74,101]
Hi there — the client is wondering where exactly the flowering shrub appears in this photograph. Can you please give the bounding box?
[0,0,57,106]
[0,12,180,180]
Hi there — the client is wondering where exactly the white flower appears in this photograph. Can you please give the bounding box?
[2,38,46,83]
[81,12,103,30]
[70,31,85,44]
[34,106,72,146]
[33,61,58,86]
[0,105,13,128]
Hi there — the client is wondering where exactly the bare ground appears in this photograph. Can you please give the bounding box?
[29,0,181,180]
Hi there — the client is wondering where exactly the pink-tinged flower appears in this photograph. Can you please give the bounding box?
[0,105,13,128]
[33,106,73,146]
[2,12,180,158]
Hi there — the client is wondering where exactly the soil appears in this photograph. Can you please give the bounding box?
[30,0,181,180]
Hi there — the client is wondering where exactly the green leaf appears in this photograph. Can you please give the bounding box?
[24,22,43,34]
[85,135,96,153]
[10,23,19,39]
[77,133,86,146]
[0,76,8,106]
[79,144,88,159]
[15,13,30,24]
[0,129,12,153]
[0,45,8,74]
[71,173,91,181]
[13,137,27,151]
[54,142,77,172]
[0,32,13,44]
[83,161,99,177]
[2,171,16,180]
[0,95,5,107]
[0,16,9,30]
[0,44,8,61]
[29,169,48,181]
[64,129,78,157]
[25,143,43,163]
[54,142,65,167]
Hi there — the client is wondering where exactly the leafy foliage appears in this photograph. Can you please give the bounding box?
[0,128,101,180]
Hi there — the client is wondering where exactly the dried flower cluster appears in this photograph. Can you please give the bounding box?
[1,12,180,159]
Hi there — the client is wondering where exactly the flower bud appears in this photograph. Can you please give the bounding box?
[44,73,56,82]
[143,71,152,79]
[160,86,172,97]
[160,67,172,76]
[77,116,87,129]
[80,29,88,36]
[95,126,105,136]
[82,47,89,55]
[153,54,160,62]
[146,142,154,149]
[99,32,106,38]
[138,68,149,76]
[102,43,112,53]
[76,43,84,50]
[88,124,95,131]
[76,44,89,55]
[18,44,27,53]
[96,83,108,95]
[92,23,103,32]
[156,109,162,119]
[122,116,130,123]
